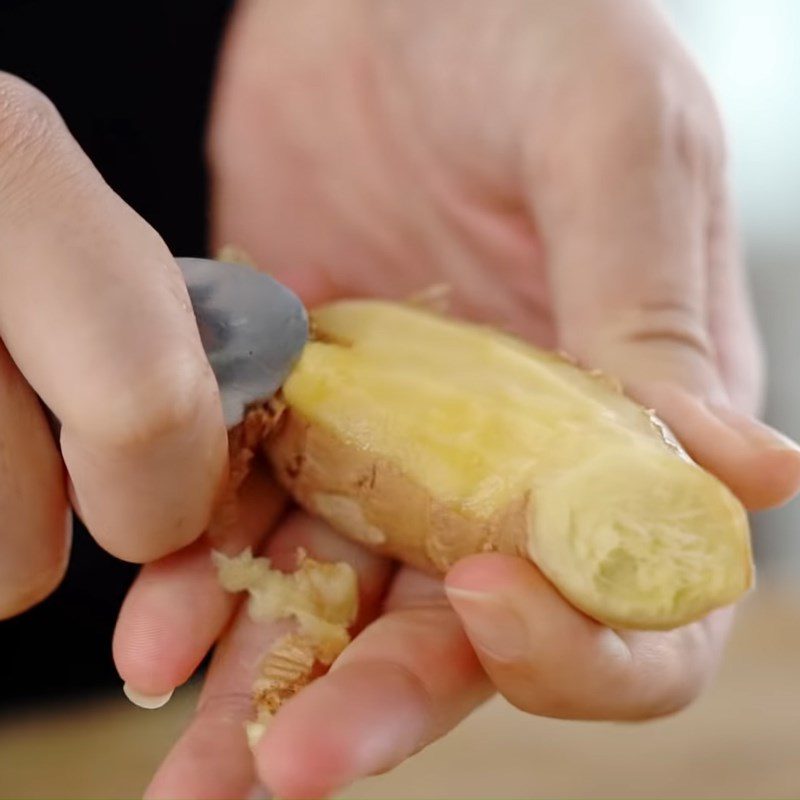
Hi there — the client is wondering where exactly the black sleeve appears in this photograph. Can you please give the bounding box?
[0,0,233,708]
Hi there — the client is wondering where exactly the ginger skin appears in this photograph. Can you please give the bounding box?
[214,547,358,738]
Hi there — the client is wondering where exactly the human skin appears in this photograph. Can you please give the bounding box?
[0,73,228,619]
[108,2,800,799]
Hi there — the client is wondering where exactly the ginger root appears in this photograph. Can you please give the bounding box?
[214,548,358,740]
[264,299,752,631]
[215,296,752,729]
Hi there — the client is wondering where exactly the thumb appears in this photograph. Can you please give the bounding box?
[527,86,800,510]
[445,554,731,721]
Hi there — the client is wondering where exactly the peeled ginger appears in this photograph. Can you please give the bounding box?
[262,299,752,631]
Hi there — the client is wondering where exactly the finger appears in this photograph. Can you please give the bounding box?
[527,63,800,508]
[641,385,800,511]
[705,172,763,415]
[255,568,491,800]
[446,554,732,721]
[0,74,228,562]
[0,342,69,618]
[650,166,796,509]
[113,460,285,704]
[145,514,392,800]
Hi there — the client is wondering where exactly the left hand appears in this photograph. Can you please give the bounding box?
[113,2,800,798]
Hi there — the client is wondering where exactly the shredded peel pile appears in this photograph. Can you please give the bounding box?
[214,547,358,744]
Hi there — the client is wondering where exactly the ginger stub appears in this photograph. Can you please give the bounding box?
[262,299,752,631]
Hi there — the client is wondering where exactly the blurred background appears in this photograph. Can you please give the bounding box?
[1,2,799,798]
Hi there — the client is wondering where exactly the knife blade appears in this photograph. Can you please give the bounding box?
[176,257,308,427]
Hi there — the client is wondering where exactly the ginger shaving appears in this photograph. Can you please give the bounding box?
[214,547,358,744]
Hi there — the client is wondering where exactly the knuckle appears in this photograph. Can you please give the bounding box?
[0,550,66,620]
[616,629,713,722]
[617,299,715,362]
[196,691,253,721]
[82,356,217,451]
[502,678,586,720]
[571,298,716,387]
[596,50,725,182]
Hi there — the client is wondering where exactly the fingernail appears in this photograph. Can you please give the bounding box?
[246,785,271,800]
[707,403,800,453]
[123,682,174,709]
[445,588,527,662]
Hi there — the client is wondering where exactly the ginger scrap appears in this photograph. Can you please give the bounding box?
[209,401,285,541]
[214,548,358,742]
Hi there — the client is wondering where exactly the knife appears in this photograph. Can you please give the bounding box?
[176,257,308,427]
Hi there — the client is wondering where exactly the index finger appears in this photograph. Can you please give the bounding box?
[0,75,228,561]
[525,57,800,509]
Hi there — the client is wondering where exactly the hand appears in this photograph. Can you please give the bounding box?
[0,74,227,618]
[117,2,800,797]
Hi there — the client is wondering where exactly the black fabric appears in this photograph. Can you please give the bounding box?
[0,0,233,708]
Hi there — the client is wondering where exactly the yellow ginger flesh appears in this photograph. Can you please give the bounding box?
[266,299,752,630]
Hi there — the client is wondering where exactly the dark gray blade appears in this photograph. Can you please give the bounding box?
[176,258,308,427]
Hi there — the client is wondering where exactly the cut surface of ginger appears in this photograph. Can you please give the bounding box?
[270,299,752,630]
[214,548,358,742]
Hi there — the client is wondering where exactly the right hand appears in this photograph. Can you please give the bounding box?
[0,73,228,618]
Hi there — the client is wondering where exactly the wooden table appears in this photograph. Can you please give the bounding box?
[1,586,799,799]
